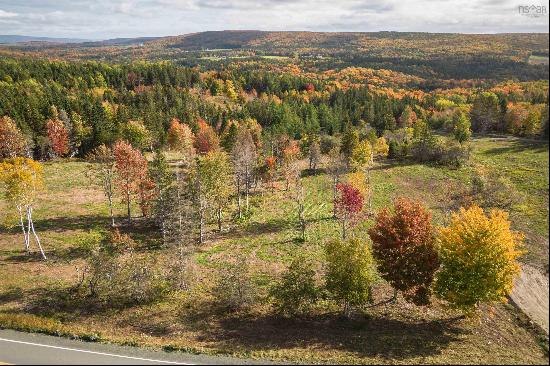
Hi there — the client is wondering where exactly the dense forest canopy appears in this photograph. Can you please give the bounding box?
[0,31,548,160]
[0,50,547,159]
[1,31,548,81]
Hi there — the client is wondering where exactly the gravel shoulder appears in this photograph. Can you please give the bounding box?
[510,264,549,334]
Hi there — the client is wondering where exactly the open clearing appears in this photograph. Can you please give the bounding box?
[0,136,548,364]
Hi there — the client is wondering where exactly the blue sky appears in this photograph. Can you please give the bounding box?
[0,0,548,39]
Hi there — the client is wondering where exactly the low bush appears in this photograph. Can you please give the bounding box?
[77,229,170,308]
[411,136,470,167]
[212,257,257,311]
[270,255,320,316]
[470,166,519,209]
[320,135,339,155]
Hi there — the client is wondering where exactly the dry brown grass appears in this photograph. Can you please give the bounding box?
[0,143,548,364]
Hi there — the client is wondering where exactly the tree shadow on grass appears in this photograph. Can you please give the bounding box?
[0,252,45,264]
[301,168,327,177]
[1,214,164,262]
[0,287,24,305]
[194,312,465,361]
[481,139,548,155]
[231,218,294,239]
[0,214,108,236]
[28,214,108,233]
[21,284,163,321]
[114,219,164,250]
[371,159,423,171]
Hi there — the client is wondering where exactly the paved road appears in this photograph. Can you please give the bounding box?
[0,329,271,365]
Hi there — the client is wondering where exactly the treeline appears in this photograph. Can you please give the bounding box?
[0,58,548,161]
[337,54,549,81]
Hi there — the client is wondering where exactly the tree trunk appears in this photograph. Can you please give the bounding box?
[332,175,338,218]
[105,172,115,227]
[245,166,250,211]
[217,207,222,232]
[343,301,351,319]
[18,205,29,252]
[300,212,306,242]
[126,179,131,224]
[198,179,204,244]
[342,219,347,240]
[367,153,374,215]
[27,206,46,260]
[107,193,115,227]
[236,177,242,219]
[199,207,204,244]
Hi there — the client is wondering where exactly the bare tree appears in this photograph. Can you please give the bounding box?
[294,177,307,242]
[87,145,116,227]
[231,129,257,217]
[326,147,347,218]
[309,140,321,173]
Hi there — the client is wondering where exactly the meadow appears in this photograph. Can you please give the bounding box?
[0,135,547,364]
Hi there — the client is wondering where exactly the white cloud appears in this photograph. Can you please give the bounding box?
[0,0,547,38]
[0,9,17,17]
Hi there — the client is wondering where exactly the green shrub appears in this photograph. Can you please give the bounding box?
[325,238,377,317]
[212,258,257,311]
[439,139,471,168]
[470,166,519,209]
[270,255,319,316]
[320,135,339,155]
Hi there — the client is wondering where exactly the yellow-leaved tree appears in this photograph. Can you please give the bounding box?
[434,205,524,313]
[325,238,376,318]
[350,137,389,214]
[0,157,47,259]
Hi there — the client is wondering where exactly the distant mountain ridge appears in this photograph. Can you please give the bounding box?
[0,35,91,44]
[82,36,162,46]
[2,31,549,51]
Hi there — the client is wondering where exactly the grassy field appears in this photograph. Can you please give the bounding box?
[528,55,549,65]
[0,136,548,364]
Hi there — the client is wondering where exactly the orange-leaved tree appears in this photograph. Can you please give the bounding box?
[194,119,219,155]
[434,205,524,313]
[113,140,154,223]
[167,118,195,153]
[368,198,439,305]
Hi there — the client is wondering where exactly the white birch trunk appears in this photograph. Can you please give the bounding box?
[18,205,29,252]
[27,206,46,260]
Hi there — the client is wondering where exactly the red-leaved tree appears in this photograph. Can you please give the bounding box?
[368,197,439,305]
[194,119,219,155]
[334,182,364,239]
[46,117,69,158]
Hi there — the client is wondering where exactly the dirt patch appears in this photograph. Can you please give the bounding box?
[511,264,549,334]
